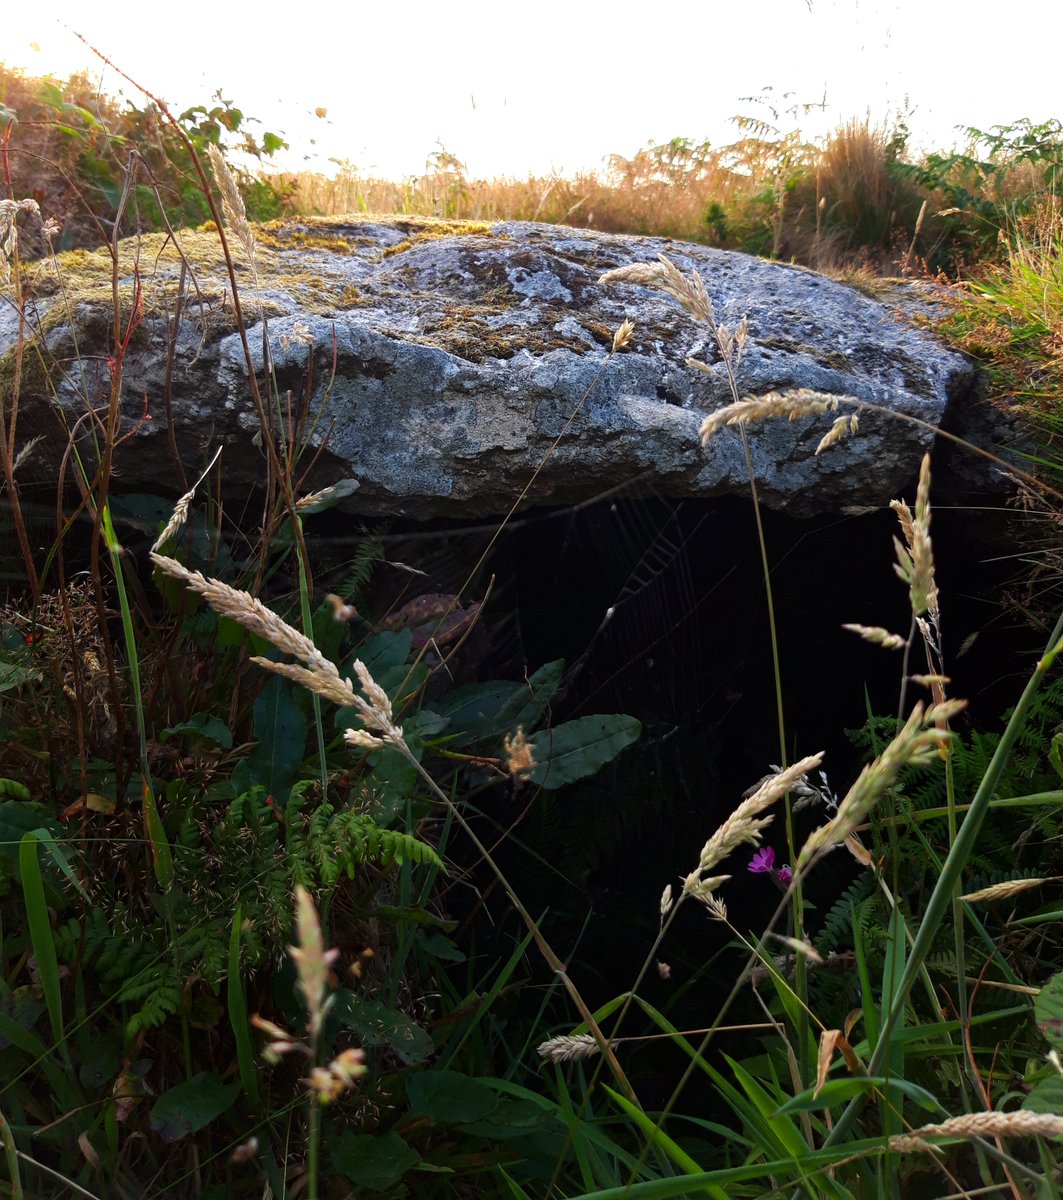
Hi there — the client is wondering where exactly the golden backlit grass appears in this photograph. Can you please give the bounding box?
[273,119,948,270]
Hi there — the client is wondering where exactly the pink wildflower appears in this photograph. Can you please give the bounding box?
[749,847,777,874]
[749,847,793,888]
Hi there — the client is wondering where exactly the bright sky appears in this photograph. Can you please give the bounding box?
[5,1,1061,180]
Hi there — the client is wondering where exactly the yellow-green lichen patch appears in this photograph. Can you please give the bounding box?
[412,303,607,363]
[255,218,360,255]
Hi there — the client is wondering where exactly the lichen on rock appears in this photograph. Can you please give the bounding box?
[4,214,986,519]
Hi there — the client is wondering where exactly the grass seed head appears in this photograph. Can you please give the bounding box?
[891,453,939,619]
[842,623,906,650]
[682,754,823,902]
[537,1033,602,1063]
[207,143,257,269]
[290,884,337,1039]
[888,1110,1063,1153]
[799,701,963,868]
[612,318,636,352]
[699,389,852,446]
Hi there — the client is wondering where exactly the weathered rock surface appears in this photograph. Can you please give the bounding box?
[7,215,985,518]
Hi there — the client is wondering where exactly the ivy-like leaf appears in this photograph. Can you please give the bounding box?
[330,1130,420,1191]
[150,1072,240,1142]
[407,1070,497,1124]
[529,715,641,789]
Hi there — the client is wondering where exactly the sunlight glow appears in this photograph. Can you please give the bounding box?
[4,1,1061,179]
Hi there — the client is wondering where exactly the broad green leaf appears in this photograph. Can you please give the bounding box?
[406,1070,497,1124]
[246,671,307,803]
[347,629,412,679]
[160,713,233,750]
[434,680,525,742]
[1024,1073,1063,1115]
[529,715,641,789]
[331,994,433,1066]
[330,1130,420,1191]
[228,906,262,1110]
[418,931,465,963]
[311,600,346,664]
[150,1072,240,1142]
[142,779,174,889]
[495,660,565,732]
[459,1098,549,1140]
[0,660,42,692]
[27,826,89,900]
[79,1032,124,1090]
[376,905,457,930]
[1035,970,1063,1051]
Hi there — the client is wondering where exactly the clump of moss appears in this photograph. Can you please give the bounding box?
[256,221,358,255]
[382,217,501,257]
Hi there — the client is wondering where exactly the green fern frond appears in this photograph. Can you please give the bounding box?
[337,534,386,610]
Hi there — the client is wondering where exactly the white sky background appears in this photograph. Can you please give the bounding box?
[5,1,1062,180]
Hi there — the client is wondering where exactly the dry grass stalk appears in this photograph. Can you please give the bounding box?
[842,623,907,650]
[599,256,714,327]
[699,390,853,444]
[770,935,824,964]
[11,435,43,475]
[891,453,939,620]
[250,658,360,710]
[0,198,40,283]
[815,414,859,455]
[798,700,964,868]
[909,673,951,688]
[960,877,1050,903]
[537,1033,603,1063]
[612,318,636,352]
[252,888,368,1104]
[295,483,341,512]
[889,1109,1063,1153]
[151,447,223,551]
[206,144,257,270]
[151,553,319,662]
[682,754,824,902]
[151,492,193,553]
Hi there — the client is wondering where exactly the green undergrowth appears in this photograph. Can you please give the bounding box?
[2,63,1063,1200]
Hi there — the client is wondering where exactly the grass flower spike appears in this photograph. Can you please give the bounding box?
[150,553,404,746]
[682,754,823,902]
[699,389,857,445]
[798,700,964,868]
[537,1033,603,1064]
[891,452,939,620]
[290,884,337,1039]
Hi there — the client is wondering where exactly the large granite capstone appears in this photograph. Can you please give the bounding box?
[6,215,984,518]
